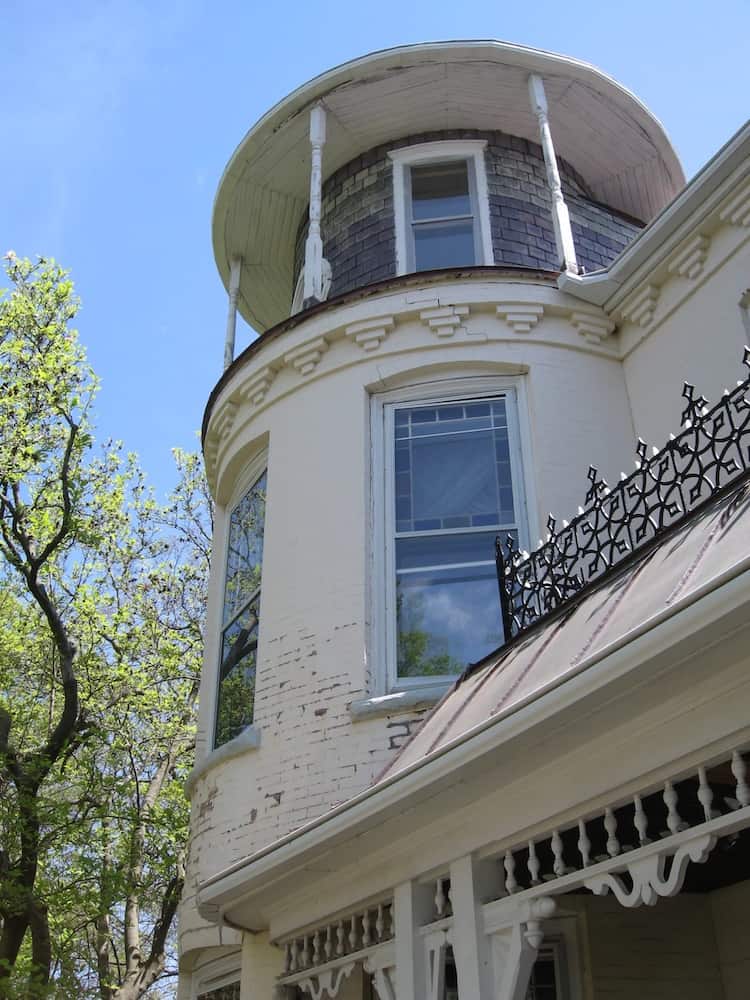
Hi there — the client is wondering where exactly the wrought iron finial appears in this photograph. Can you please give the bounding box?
[681,382,710,428]
[585,466,608,505]
[496,345,750,644]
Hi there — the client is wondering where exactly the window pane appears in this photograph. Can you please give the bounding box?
[223,472,267,626]
[216,597,259,747]
[397,531,501,571]
[414,220,475,271]
[411,162,471,220]
[393,402,516,533]
[397,561,503,676]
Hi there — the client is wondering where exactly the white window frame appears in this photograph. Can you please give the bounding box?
[213,451,268,750]
[371,376,533,695]
[192,951,242,1000]
[389,140,494,276]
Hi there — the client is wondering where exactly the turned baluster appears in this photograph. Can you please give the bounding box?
[301,936,310,968]
[435,877,447,917]
[664,780,686,834]
[313,930,321,965]
[336,920,345,956]
[504,850,518,894]
[325,925,333,961]
[633,794,650,845]
[697,767,716,822]
[349,915,358,952]
[551,830,566,877]
[604,808,620,857]
[577,819,591,867]
[362,909,371,948]
[285,942,293,974]
[732,751,750,808]
[528,840,541,884]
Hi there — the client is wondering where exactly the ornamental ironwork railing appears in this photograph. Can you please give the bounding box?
[496,347,750,639]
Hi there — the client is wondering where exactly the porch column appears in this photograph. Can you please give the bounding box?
[223,255,242,370]
[303,104,327,304]
[239,930,285,1000]
[486,897,557,1000]
[527,74,578,274]
[393,880,433,999]
[449,856,499,999]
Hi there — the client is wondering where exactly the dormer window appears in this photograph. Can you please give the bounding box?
[390,140,494,275]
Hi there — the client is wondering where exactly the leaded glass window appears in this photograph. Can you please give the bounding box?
[215,471,266,748]
[390,396,524,679]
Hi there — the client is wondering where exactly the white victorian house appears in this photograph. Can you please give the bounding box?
[178,40,750,1000]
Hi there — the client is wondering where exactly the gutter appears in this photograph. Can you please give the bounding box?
[198,549,750,916]
[559,119,750,308]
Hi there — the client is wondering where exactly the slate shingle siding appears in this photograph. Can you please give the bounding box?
[293,130,643,305]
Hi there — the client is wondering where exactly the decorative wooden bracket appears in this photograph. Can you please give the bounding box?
[297,961,355,1000]
[584,832,716,907]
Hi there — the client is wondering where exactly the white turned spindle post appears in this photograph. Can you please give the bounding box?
[375,903,384,941]
[349,915,357,952]
[528,840,541,884]
[732,751,750,807]
[664,781,686,834]
[285,942,292,973]
[301,936,310,968]
[362,909,371,948]
[577,819,591,867]
[504,850,518,894]
[303,104,327,304]
[336,920,344,956]
[697,767,716,822]
[527,75,578,274]
[435,877,446,917]
[633,795,650,845]
[604,808,620,857]
[325,925,333,960]
[223,255,242,370]
[551,830,566,877]
[313,930,321,964]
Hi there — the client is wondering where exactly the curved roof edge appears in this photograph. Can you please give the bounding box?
[213,40,685,332]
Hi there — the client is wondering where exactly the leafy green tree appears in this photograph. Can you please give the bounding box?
[0,256,211,998]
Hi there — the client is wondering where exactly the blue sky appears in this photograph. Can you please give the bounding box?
[2,0,748,497]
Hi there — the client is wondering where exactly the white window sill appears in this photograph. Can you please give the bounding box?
[349,683,451,721]
[184,725,261,796]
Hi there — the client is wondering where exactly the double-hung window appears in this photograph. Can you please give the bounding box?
[215,470,266,748]
[382,384,528,686]
[390,141,494,275]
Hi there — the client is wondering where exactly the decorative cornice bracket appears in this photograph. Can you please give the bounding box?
[284,337,329,376]
[619,283,660,328]
[420,304,469,337]
[496,302,544,335]
[667,233,711,280]
[345,316,395,352]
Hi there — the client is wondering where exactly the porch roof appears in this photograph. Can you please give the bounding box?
[380,479,750,780]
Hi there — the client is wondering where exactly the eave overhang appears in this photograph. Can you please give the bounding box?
[197,494,750,932]
[559,119,750,308]
[213,39,684,333]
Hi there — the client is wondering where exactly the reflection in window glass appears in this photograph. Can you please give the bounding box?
[409,160,476,271]
[198,982,240,1000]
[393,399,521,678]
[215,472,266,747]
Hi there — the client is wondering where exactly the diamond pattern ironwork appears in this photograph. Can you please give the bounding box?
[496,347,750,639]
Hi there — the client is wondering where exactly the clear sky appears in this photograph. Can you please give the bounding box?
[2,0,748,497]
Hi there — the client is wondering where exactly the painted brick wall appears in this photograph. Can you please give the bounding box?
[293,129,642,303]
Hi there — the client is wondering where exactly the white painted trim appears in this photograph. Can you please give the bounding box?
[191,951,242,999]
[388,141,493,275]
[196,556,750,917]
[370,375,534,695]
[349,684,449,721]
[210,452,268,751]
[185,725,261,797]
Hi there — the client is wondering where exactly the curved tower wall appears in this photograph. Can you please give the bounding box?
[180,40,688,988]
[293,130,642,302]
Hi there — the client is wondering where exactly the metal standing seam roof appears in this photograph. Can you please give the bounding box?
[378,479,750,780]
